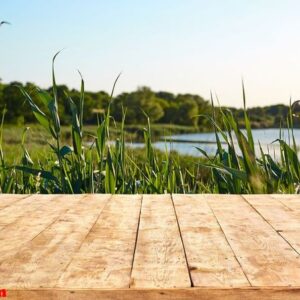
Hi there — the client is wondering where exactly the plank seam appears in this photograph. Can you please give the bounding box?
[170,193,193,288]
[242,195,300,256]
[206,196,252,286]
[0,195,85,253]
[276,198,297,212]
[54,194,112,286]
[0,194,31,211]
[129,195,143,288]
[0,194,63,233]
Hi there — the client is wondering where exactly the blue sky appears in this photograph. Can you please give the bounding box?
[1,0,300,107]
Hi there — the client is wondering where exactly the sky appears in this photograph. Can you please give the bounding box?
[1,0,300,107]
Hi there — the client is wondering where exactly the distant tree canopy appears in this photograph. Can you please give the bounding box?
[0,81,296,129]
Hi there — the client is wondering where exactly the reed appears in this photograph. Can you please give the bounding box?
[0,54,299,194]
[199,85,300,194]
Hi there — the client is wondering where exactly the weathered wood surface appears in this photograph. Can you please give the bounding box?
[1,194,300,299]
[172,194,249,287]
[130,195,190,288]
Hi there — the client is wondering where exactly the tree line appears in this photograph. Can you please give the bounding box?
[0,80,296,129]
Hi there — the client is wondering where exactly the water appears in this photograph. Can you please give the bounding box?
[128,128,300,157]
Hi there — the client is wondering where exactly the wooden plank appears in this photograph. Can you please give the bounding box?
[2,193,300,297]
[207,195,300,286]
[243,195,300,231]
[130,194,191,288]
[269,195,300,212]
[244,195,300,255]
[172,194,249,287]
[0,194,111,288]
[0,195,85,262]
[57,194,142,289]
[0,194,28,210]
[7,287,300,300]
[0,194,62,229]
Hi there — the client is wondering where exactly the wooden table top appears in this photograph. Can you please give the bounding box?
[1,194,300,299]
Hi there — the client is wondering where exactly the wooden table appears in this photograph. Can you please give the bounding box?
[1,194,300,299]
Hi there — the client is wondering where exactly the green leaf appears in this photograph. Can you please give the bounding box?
[17,86,55,137]
[59,145,73,157]
[105,147,116,193]
[15,166,60,184]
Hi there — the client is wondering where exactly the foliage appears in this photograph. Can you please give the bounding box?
[0,55,299,194]
[0,83,211,129]
[0,55,205,194]
[198,87,300,194]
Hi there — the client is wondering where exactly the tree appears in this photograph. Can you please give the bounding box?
[175,95,199,126]
[2,82,26,124]
[111,87,164,124]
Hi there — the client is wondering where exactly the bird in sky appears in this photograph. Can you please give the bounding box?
[0,21,11,26]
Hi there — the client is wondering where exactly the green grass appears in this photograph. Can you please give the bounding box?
[0,53,299,194]
[0,123,208,193]
[0,54,205,194]
[198,89,300,194]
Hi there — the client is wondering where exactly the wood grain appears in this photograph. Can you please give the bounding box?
[0,194,111,288]
[57,194,142,289]
[0,195,85,261]
[270,194,300,212]
[130,194,191,288]
[0,194,61,229]
[172,194,249,287]
[207,195,300,286]
[1,194,300,298]
[7,287,300,300]
[243,195,300,231]
[244,194,300,255]
[0,194,28,210]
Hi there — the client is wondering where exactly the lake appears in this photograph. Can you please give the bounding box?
[128,128,300,157]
